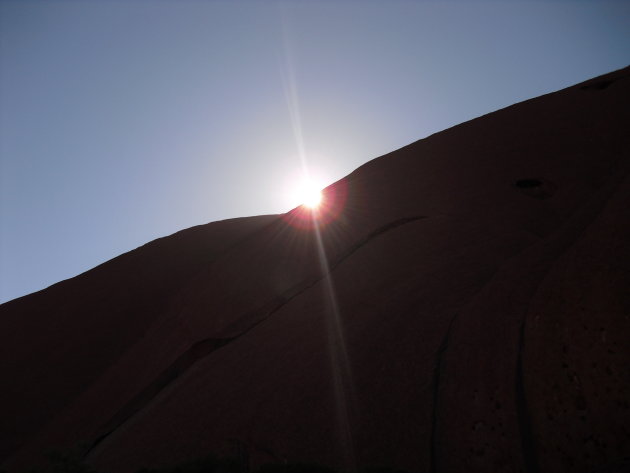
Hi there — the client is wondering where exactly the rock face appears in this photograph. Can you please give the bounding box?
[1,67,629,473]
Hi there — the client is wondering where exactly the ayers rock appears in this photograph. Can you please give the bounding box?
[1,66,629,473]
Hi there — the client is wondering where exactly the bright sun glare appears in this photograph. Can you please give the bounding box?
[286,169,328,212]
[298,181,322,209]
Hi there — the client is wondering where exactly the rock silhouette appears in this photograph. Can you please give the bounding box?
[1,66,629,473]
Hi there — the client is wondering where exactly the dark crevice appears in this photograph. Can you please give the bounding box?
[427,260,518,473]
[84,338,233,456]
[329,216,426,273]
[427,247,537,473]
[429,312,459,473]
[84,215,426,459]
[516,318,540,473]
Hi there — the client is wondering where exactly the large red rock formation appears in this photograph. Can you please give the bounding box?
[1,67,629,473]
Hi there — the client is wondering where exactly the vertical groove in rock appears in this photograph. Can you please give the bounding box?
[516,318,539,473]
[430,317,455,473]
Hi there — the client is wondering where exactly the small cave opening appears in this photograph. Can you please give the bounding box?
[515,179,542,189]
[514,178,557,200]
[580,79,615,91]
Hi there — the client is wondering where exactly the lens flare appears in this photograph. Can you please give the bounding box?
[283,179,348,230]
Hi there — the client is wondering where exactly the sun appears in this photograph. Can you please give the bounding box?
[297,180,323,209]
[282,169,347,228]
[285,169,328,212]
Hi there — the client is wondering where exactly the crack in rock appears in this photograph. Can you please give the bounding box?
[84,215,427,458]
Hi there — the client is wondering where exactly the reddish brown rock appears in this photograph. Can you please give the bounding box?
[1,67,629,473]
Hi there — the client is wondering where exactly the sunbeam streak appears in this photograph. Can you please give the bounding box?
[313,216,357,471]
[279,14,356,467]
[279,14,309,178]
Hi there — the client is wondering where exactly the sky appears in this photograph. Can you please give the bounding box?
[1,0,629,304]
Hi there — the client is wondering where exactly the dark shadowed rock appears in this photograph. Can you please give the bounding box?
[1,66,629,473]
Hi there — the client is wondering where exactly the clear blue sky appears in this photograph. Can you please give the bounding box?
[1,0,629,304]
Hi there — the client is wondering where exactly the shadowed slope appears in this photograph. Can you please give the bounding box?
[1,66,629,473]
[0,215,277,464]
